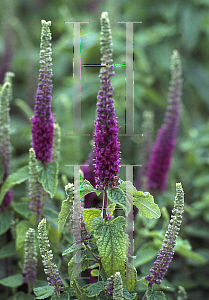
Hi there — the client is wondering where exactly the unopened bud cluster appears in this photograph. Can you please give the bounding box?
[104,274,114,296]
[71,213,90,245]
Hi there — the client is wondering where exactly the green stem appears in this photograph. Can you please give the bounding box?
[102,189,107,219]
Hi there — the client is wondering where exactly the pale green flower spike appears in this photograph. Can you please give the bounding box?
[38,218,64,295]
[113,272,124,300]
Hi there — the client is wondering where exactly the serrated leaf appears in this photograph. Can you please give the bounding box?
[146,290,166,300]
[107,187,127,210]
[70,279,85,298]
[133,191,161,219]
[99,267,108,282]
[0,208,14,235]
[91,216,127,277]
[33,285,54,299]
[123,287,138,300]
[83,281,105,297]
[68,254,89,278]
[83,209,101,232]
[123,263,137,292]
[62,243,85,256]
[0,166,29,205]
[51,291,70,300]
[107,203,116,216]
[58,199,72,233]
[0,241,17,258]
[89,262,100,269]
[0,274,23,288]
[38,161,58,198]
[80,179,97,198]
[14,291,35,300]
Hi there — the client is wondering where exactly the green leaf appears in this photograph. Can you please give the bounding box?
[0,241,17,258]
[14,291,35,300]
[107,187,131,212]
[134,241,161,267]
[62,243,85,256]
[58,199,72,233]
[83,281,105,297]
[91,269,99,277]
[0,166,29,205]
[123,288,138,300]
[68,254,89,278]
[146,290,166,300]
[133,191,161,219]
[123,263,137,293]
[92,216,127,277]
[0,274,23,288]
[99,267,108,282]
[15,220,32,259]
[51,291,70,300]
[33,285,54,299]
[83,208,101,232]
[80,179,98,197]
[70,279,85,298]
[12,202,33,218]
[38,161,58,198]
[107,203,116,216]
[0,208,14,235]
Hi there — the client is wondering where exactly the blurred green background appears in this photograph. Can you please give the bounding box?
[1,0,209,299]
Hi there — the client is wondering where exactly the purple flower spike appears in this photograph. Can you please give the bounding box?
[93,12,121,190]
[31,20,54,165]
[146,50,183,193]
[145,183,184,286]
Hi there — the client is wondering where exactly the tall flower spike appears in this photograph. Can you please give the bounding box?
[31,20,54,165]
[145,183,184,285]
[22,228,37,292]
[0,72,14,210]
[38,218,64,295]
[93,12,121,190]
[146,50,183,193]
[28,148,43,220]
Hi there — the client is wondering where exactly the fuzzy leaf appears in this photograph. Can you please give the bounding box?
[68,254,89,278]
[91,269,99,277]
[38,161,58,198]
[133,191,161,219]
[83,208,101,232]
[91,216,127,277]
[146,290,166,300]
[99,267,108,281]
[51,292,70,300]
[123,288,138,300]
[33,285,54,299]
[0,208,14,235]
[80,179,98,197]
[0,241,17,258]
[70,279,85,298]
[58,199,72,233]
[0,274,23,288]
[123,263,137,293]
[107,187,129,211]
[83,281,105,297]
[62,243,85,256]
[0,166,29,205]
[12,202,33,219]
